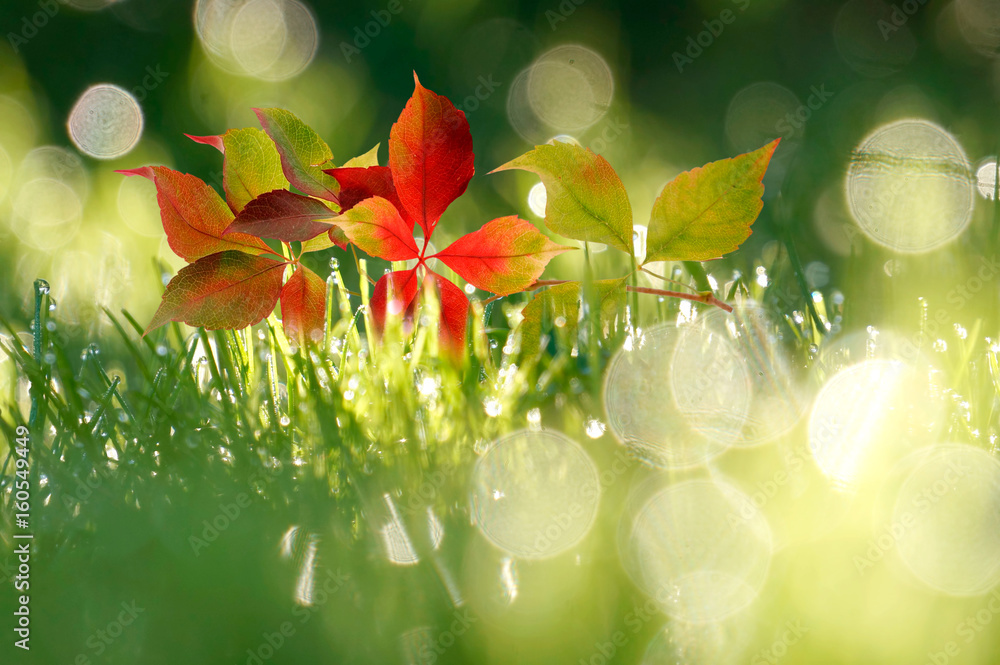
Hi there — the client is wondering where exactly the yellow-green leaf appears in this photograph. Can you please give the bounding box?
[222,128,288,213]
[342,143,381,168]
[254,108,339,201]
[491,142,634,256]
[644,139,780,264]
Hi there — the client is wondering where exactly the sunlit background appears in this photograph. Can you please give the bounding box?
[3,0,1000,664]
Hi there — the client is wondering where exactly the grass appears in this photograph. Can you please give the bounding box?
[2,237,1000,664]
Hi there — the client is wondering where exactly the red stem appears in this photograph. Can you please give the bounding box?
[625,285,733,312]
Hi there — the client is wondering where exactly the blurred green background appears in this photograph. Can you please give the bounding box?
[3,1,1000,664]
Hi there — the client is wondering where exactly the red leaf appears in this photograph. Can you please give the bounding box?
[117,166,272,261]
[145,251,287,335]
[185,134,225,152]
[225,190,334,242]
[280,264,327,347]
[433,216,574,296]
[368,269,419,338]
[427,272,469,357]
[325,166,409,221]
[329,196,420,261]
[388,73,474,238]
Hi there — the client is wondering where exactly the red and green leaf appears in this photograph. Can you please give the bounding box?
[117,166,272,261]
[492,142,634,255]
[328,196,420,261]
[426,271,469,357]
[254,108,339,201]
[369,269,420,338]
[224,189,334,243]
[644,139,780,263]
[280,264,327,347]
[325,166,408,222]
[388,73,474,238]
[145,251,287,335]
[434,216,573,296]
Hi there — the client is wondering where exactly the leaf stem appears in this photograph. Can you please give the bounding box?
[352,245,376,285]
[625,285,733,313]
[639,266,700,293]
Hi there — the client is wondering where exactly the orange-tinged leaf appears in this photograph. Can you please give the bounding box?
[325,165,412,228]
[369,269,420,337]
[117,166,272,261]
[280,264,326,347]
[434,216,574,296]
[427,271,469,358]
[389,73,474,238]
[144,251,287,335]
[254,107,339,201]
[329,196,420,261]
[491,142,634,255]
[186,134,224,152]
[644,138,780,263]
[225,189,334,242]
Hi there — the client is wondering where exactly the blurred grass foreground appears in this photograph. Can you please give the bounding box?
[3,1,1000,664]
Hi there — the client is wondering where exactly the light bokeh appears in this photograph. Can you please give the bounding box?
[845,119,975,253]
[68,84,144,160]
[892,444,1000,596]
[626,478,772,623]
[470,429,600,559]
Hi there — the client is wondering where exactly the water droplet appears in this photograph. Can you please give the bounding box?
[329,257,340,270]
[279,415,291,427]
[484,397,502,417]
[585,419,606,439]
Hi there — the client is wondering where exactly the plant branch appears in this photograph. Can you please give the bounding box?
[639,266,701,293]
[626,285,733,313]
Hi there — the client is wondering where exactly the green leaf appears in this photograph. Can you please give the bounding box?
[491,142,634,255]
[254,108,339,201]
[221,128,289,213]
[644,138,780,264]
[517,277,627,358]
[342,143,381,168]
